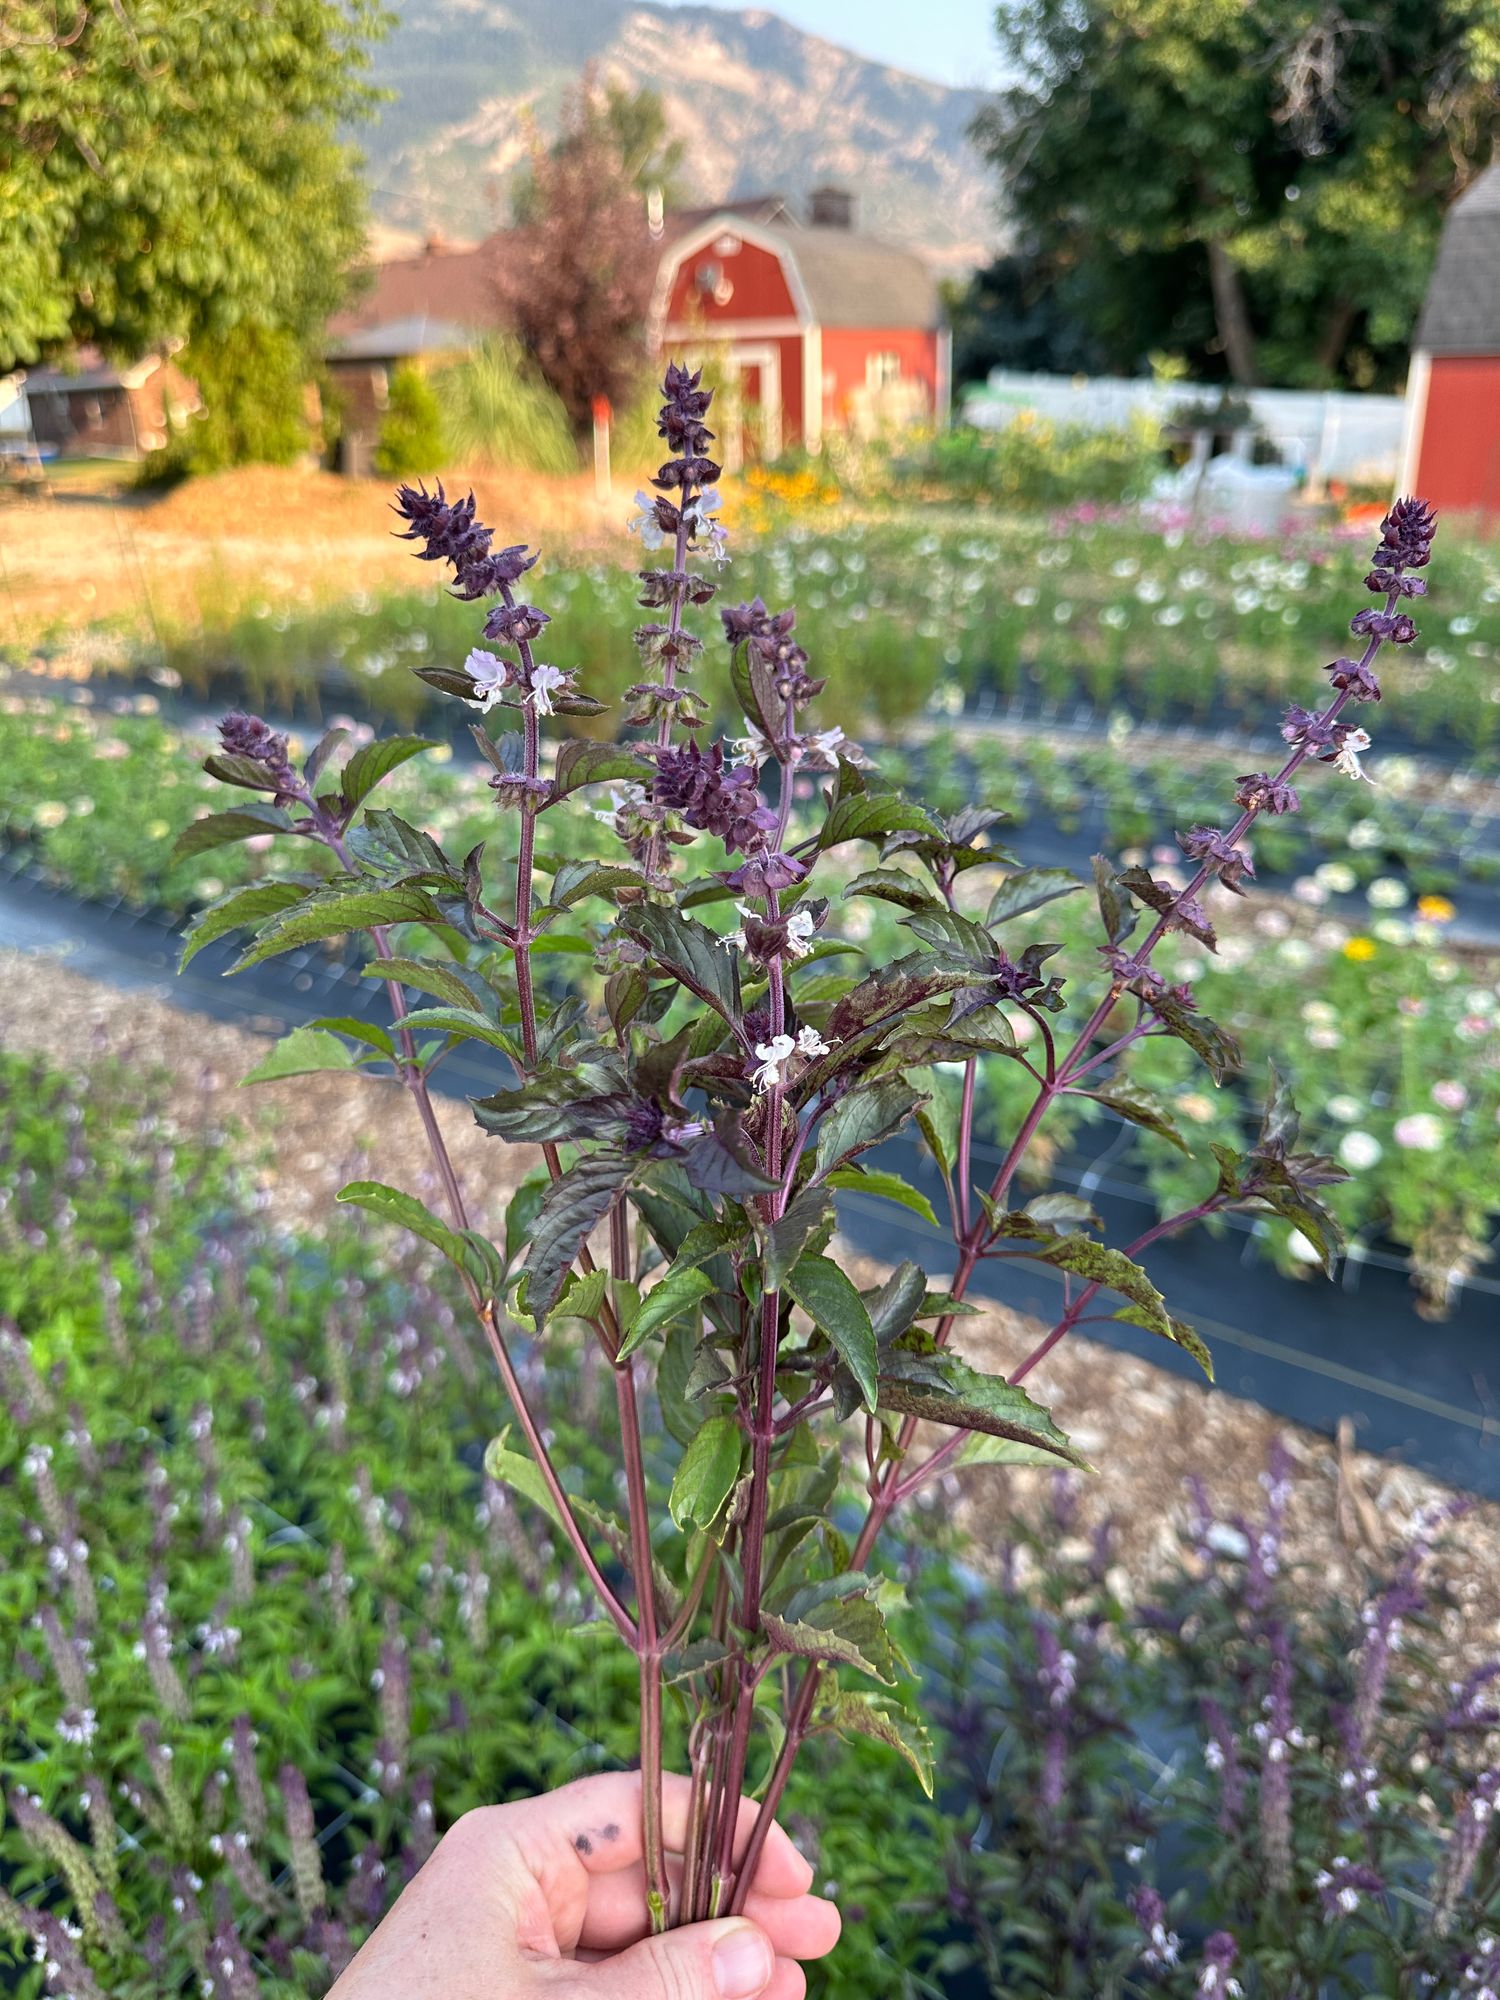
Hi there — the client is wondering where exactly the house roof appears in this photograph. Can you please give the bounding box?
[23,349,161,394]
[330,316,477,363]
[328,242,499,344]
[1416,166,1500,356]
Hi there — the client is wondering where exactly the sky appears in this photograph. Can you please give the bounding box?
[664,0,1001,88]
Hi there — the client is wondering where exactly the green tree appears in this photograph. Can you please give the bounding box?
[142,324,313,481]
[0,0,386,372]
[373,362,447,479]
[971,0,1500,387]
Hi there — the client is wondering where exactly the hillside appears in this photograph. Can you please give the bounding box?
[360,0,997,271]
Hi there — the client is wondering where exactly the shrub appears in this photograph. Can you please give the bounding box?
[140,326,312,484]
[884,414,1166,509]
[372,364,447,482]
[431,337,578,477]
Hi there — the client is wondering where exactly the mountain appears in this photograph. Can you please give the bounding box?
[358,1,998,272]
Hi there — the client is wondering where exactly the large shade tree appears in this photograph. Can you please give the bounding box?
[969,0,1500,387]
[0,0,385,372]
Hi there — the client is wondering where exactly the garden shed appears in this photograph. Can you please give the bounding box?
[21,348,200,460]
[1402,164,1500,513]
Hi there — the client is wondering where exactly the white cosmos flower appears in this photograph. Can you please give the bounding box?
[751,1035,796,1092]
[1338,1130,1383,1171]
[525,663,568,716]
[795,1026,830,1059]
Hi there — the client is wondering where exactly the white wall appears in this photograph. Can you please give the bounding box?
[963,368,1407,485]
[0,375,29,437]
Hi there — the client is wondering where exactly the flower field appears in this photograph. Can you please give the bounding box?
[1,660,1496,1311]
[21,509,1500,758]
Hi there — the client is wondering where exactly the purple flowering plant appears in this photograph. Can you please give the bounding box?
[179,363,1438,1933]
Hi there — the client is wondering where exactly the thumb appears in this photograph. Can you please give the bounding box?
[584,1917,776,2000]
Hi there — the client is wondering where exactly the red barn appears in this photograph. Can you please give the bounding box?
[329,190,948,470]
[1403,168,1500,514]
[652,188,949,463]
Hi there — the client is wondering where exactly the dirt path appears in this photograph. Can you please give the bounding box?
[5,942,1498,1662]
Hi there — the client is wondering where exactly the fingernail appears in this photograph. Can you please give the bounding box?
[712,1923,773,1997]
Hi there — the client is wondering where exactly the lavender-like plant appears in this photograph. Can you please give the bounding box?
[179,364,1438,1936]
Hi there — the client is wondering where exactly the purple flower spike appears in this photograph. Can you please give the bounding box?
[1180,825,1255,894]
[1372,495,1436,573]
[1326,657,1382,701]
[1197,1932,1241,1998]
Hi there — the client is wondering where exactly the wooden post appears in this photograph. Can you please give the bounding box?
[592,395,612,504]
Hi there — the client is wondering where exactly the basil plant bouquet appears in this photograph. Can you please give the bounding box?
[180,365,1437,1933]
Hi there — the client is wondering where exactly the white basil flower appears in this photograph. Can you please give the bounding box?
[750,1034,796,1092]
[463,648,510,711]
[626,490,667,550]
[525,663,568,717]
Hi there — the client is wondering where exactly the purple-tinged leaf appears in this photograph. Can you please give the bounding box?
[987,867,1083,926]
[523,1153,633,1320]
[171,804,294,862]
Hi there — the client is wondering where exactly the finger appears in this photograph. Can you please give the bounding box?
[509,1771,814,1898]
[581,1871,839,1960]
[575,1917,777,1999]
[745,1893,840,1964]
[767,1959,807,2000]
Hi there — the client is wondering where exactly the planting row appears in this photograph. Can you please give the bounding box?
[1,694,1496,1310]
[7,688,1499,924]
[2,1051,1496,1997]
[22,511,1500,756]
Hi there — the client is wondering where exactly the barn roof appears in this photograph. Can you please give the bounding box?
[774,223,939,330]
[334,197,941,354]
[1415,166,1500,356]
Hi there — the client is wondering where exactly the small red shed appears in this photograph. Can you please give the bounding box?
[1403,168,1500,514]
[652,189,949,465]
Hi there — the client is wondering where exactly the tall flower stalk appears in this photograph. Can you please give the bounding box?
[180,372,1437,1945]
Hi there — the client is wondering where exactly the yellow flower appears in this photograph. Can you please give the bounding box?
[1343,936,1378,962]
[1416,894,1456,923]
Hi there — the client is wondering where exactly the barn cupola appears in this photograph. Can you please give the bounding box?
[809,186,855,229]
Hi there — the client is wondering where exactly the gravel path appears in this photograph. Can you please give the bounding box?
[6,942,1499,1664]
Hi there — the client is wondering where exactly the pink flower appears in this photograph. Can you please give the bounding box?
[1431,1079,1468,1112]
[1393,1113,1444,1152]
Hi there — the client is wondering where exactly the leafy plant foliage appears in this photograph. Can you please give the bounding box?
[181,364,1437,1933]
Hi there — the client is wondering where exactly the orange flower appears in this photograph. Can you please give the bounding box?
[1416,894,1456,923]
[1343,936,1378,962]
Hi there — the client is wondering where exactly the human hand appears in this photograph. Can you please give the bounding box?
[328,1770,840,1999]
